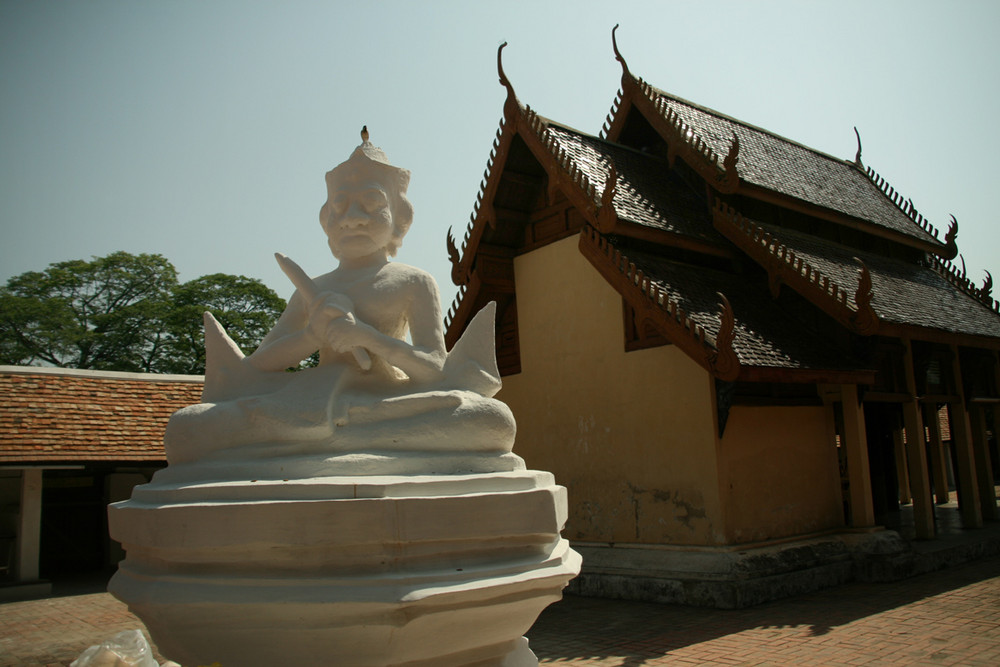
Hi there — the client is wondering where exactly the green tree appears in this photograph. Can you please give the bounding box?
[0,252,177,371]
[0,252,285,374]
[161,273,286,374]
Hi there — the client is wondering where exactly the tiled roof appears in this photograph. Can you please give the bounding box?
[610,240,870,375]
[546,124,724,247]
[0,367,202,463]
[754,222,1000,340]
[647,87,942,247]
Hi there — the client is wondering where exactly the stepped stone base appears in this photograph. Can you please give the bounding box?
[569,525,1000,609]
[109,470,580,667]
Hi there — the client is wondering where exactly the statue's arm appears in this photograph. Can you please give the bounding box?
[245,292,319,372]
[326,272,446,383]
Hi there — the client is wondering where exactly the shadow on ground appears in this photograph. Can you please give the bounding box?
[527,552,1000,666]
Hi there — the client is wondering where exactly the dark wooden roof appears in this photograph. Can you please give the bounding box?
[713,203,1000,348]
[756,222,1000,342]
[580,226,875,384]
[545,124,723,247]
[0,367,202,463]
[444,42,1000,384]
[646,88,943,246]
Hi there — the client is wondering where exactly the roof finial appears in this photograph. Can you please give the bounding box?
[945,215,959,259]
[497,42,515,96]
[853,127,863,168]
[612,24,630,77]
[721,131,740,190]
[361,125,369,143]
[497,41,521,121]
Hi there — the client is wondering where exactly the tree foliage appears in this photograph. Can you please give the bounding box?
[0,252,285,374]
[161,273,286,374]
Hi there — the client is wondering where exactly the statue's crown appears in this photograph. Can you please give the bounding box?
[325,126,410,194]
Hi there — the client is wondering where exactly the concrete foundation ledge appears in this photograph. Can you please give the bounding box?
[566,529,963,609]
[0,580,52,603]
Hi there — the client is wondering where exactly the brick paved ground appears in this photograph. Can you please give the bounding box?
[1,554,998,666]
[529,553,1000,666]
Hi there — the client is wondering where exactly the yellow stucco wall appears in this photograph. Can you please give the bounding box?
[498,235,726,546]
[718,406,845,543]
[497,234,849,548]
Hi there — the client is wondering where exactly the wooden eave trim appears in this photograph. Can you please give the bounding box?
[515,107,607,230]
[579,225,741,382]
[449,117,517,286]
[927,254,1000,315]
[862,392,988,404]
[922,394,963,404]
[566,86,737,262]
[863,391,912,403]
[873,321,1000,351]
[605,218,735,260]
[0,455,167,463]
[444,270,483,349]
[738,182,948,257]
[600,89,631,142]
[737,365,877,386]
[712,199,880,337]
[621,75,738,195]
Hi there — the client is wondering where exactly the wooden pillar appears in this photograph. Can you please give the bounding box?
[924,404,951,504]
[949,344,983,528]
[16,469,43,582]
[892,426,911,505]
[902,339,934,539]
[840,384,875,528]
[970,405,998,521]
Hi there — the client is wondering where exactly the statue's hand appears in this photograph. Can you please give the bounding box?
[306,292,355,345]
[324,313,376,354]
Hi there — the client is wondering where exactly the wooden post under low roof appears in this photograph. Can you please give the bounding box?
[892,426,911,506]
[924,404,951,505]
[902,339,935,539]
[948,344,984,528]
[969,405,998,521]
[840,384,876,528]
[16,469,42,582]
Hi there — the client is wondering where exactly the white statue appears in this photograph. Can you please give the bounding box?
[109,130,578,667]
[164,128,516,470]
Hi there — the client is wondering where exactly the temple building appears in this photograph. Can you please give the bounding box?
[0,366,201,600]
[443,33,1000,607]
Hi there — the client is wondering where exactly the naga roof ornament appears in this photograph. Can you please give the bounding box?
[945,215,959,258]
[596,162,619,233]
[853,127,863,168]
[852,258,879,336]
[579,225,741,382]
[720,131,740,192]
[497,42,521,123]
[612,24,631,79]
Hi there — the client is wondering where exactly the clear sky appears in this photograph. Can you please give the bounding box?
[2,0,998,314]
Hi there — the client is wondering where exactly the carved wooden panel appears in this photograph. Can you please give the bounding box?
[475,249,515,292]
[496,297,521,376]
[623,300,669,351]
[530,209,568,248]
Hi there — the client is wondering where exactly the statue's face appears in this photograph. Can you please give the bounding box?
[324,180,398,260]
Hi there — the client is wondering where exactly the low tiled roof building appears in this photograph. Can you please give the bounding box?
[0,366,201,599]
[444,33,999,607]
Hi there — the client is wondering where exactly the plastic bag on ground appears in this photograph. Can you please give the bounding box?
[70,629,159,667]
